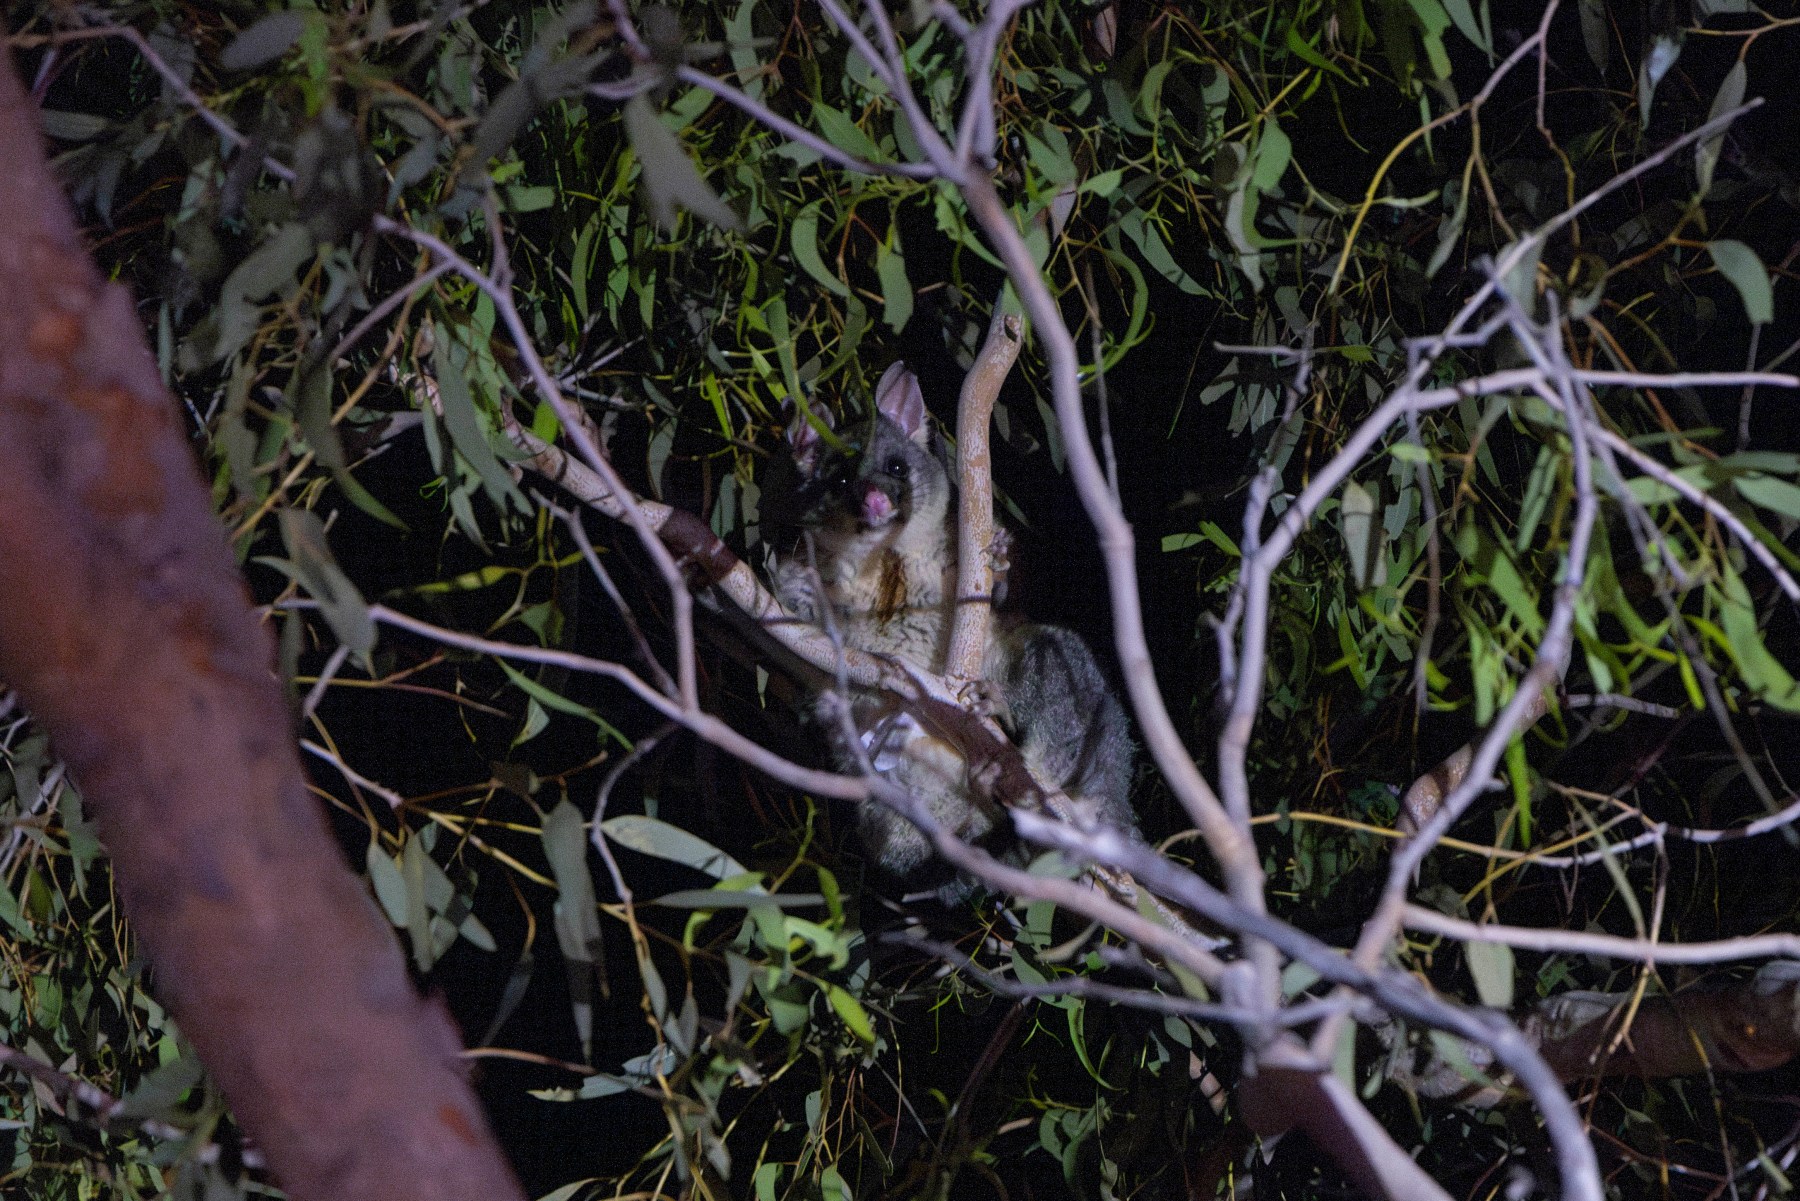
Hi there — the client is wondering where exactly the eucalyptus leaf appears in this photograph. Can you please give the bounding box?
[1697,61,1745,195]
[220,11,306,70]
[401,834,434,972]
[624,93,742,232]
[430,332,527,513]
[213,224,314,362]
[1251,123,1291,192]
[1577,0,1609,75]
[366,843,409,927]
[1439,0,1491,55]
[654,890,818,910]
[809,99,884,161]
[1466,940,1516,1010]
[496,661,627,748]
[823,983,876,1045]
[270,508,375,659]
[792,204,850,296]
[1426,177,1469,278]
[543,800,603,1060]
[1734,473,1800,521]
[875,241,912,332]
[1708,239,1773,325]
[1339,479,1381,590]
[289,361,345,471]
[1639,34,1684,129]
[116,1052,205,1120]
[37,110,109,142]
[602,815,748,879]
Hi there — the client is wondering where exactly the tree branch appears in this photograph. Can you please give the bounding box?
[0,51,523,1201]
[946,307,1022,681]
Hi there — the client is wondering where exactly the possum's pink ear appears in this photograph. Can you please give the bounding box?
[874,362,928,444]
[785,400,833,477]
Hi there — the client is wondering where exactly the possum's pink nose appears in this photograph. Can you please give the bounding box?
[861,485,894,524]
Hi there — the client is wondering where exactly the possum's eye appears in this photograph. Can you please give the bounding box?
[884,457,907,478]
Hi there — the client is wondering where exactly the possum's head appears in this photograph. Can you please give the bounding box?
[787,363,950,538]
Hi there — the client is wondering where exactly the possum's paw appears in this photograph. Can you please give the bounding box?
[958,678,1013,728]
[987,526,1013,607]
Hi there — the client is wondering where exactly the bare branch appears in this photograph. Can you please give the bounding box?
[955,172,1273,988]
[366,604,870,802]
[1405,908,1800,964]
[672,64,938,179]
[1591,423,1800,602]
[0,53,522,1201]
[371,217,704,712]
[0,1041,222,1156]
[946,307,1023,680]
[1017,816,1603,1201]
[301,738,407,810]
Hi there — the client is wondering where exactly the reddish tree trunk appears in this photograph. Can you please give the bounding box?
[0,50,525,1201]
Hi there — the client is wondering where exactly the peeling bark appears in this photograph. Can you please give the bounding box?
[1532,969,1800,1082]
[1391,963,1800,1103]
[0,51,525,1201]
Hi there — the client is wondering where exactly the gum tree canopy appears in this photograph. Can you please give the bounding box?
[5,3,1800,1200]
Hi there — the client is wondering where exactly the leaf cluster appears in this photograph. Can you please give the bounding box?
[8,0,1800,1197]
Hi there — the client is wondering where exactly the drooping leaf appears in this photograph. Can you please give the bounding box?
[1708,239,1773,324]
[791,203,850,297]
[543,800,603,1060]
[823,983,876,1045]
[366,843,409,927]
[430,331,527,514]
[220,11,306,71]
[1252,123,1292,193]
[289,360,345,471]
[36,110,109,141]
[332,468,409,531]
[1439,0,1492,55]
[602,815,748,879]
[496,661,628,747]
[1577,0,1610,75]
[400,834,442,971]
[624,93,742,232]
[1697,60,1745,195]
[1339,479,1381,590]
[1404,0,1454,80]
[212,224,315,363]
[808,99,884,162]
[268,507,375,659]
[1639,33,1684,129]
[1427,175,1471,278]
[1719,564,1800,710]
[1734,473,1800,521]
[875,239,913,332]
[116,1052,205,1120]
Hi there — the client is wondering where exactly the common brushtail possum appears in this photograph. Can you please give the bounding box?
[773,362,1135,899]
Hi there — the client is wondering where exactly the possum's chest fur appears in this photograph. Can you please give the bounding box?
[775,513,961,674]
[776,510,1023,887]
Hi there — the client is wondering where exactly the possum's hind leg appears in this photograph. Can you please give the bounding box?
[999,624,1136,837]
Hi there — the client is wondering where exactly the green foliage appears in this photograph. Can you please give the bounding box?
[9,0,1800,1197]
[0,726,237,1199]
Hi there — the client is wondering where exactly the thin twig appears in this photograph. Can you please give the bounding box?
[371,218,703,712]
[1403,908,1800,964]
[368,604,868,801]
[302,738,407,810]
[672,65,937,179]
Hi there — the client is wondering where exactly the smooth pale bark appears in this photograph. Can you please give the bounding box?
[0,50,524,1201]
